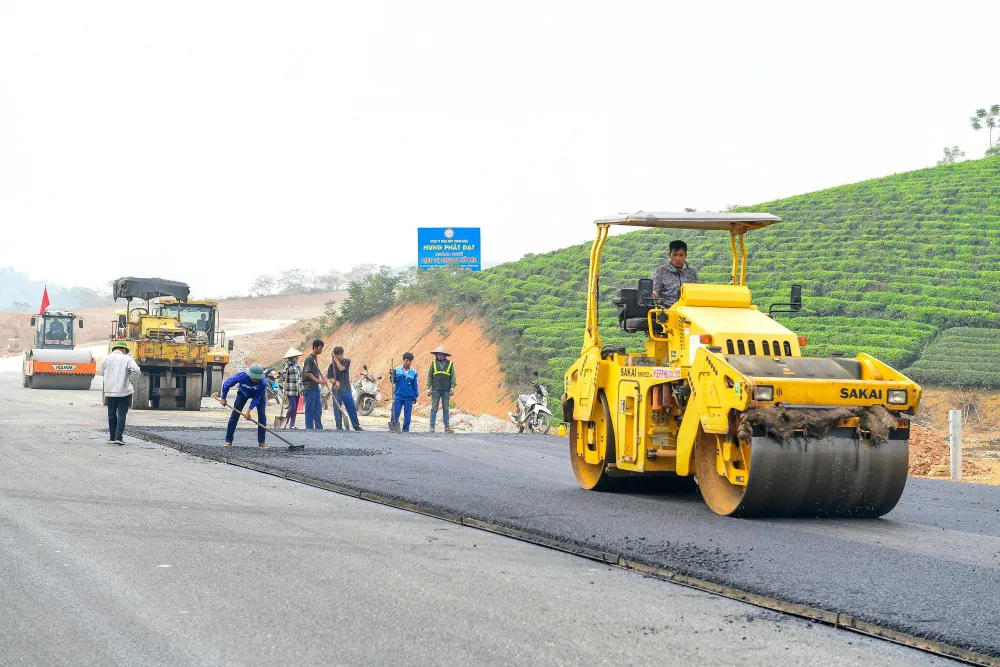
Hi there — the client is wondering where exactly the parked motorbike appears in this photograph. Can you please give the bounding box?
[264,367,282,405]
[352,364,384,416]
[508,371,552,434]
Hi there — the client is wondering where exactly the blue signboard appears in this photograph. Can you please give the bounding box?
[417,227,481,271]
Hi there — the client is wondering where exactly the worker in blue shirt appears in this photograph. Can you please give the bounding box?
[391,352,419,433]
[217,364,269,448]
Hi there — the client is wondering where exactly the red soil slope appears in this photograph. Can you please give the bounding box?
[323,304,512,419]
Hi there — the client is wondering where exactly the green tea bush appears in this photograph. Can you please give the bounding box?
[905,328,1000,387]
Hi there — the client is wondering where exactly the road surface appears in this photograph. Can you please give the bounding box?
[0,373,958,665]
[135,424,1000,662]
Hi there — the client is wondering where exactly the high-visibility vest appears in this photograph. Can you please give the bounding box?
[433,361,453,377]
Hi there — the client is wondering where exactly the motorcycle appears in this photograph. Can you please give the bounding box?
[352,364,384,416]
[508,371,552,434]
[264,367,282,405]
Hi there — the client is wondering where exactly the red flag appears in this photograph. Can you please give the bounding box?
[39,286,50,314]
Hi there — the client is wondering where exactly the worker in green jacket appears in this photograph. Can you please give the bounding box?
[427,345,456,433]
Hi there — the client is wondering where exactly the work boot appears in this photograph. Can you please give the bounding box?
[354,427,364,432]
[429,426,435,433]
[258,443,268,449]
[444,428,454,434]
[224,442,233,448]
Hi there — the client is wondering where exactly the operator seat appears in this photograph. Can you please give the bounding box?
[613,288,651,333]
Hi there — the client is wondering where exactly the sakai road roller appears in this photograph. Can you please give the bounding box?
[562,212,921,517]
[109,277,233,411]
[22,311,96,390]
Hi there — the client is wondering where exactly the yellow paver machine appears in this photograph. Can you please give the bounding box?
[110,277,232,411]
[562,212,921,517]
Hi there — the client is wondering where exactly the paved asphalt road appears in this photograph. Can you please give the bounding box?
[138,422,1000,661]
[0,374,957,665]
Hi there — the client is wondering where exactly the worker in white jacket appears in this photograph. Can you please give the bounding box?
[101,341,141,445]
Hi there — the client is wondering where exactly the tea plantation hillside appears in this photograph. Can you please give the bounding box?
[904,328,1000,387]
[406,157,1000,394]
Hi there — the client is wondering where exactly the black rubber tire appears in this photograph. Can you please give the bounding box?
[359,396,375,416]
[132,372,151,410]
[530,413,552,435]
[184,374,203,411]
[203,366,223,397]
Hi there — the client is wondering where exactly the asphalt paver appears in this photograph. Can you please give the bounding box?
[136,425,1000,659]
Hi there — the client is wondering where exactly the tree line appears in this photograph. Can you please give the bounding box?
[936,102,1000,165]
[247,264,386,297]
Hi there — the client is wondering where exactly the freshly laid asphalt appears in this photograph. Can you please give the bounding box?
[136,425,1000,659]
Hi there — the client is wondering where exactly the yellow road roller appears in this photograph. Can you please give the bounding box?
[561,212,921,517]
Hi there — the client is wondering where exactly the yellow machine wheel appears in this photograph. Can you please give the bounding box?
[569,392,619,491]
[694,430,745,516]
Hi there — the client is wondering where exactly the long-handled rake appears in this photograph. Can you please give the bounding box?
[212,394,304,452]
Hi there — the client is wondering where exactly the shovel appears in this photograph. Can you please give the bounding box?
[212,394,304,452]
[388,359,401,433]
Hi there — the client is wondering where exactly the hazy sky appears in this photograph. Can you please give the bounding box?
[1,1,996,297]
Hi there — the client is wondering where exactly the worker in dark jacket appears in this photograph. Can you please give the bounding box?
[652,240,698,308]
[426,345,456,433]
[391,352,419,433]
[217,364,268,448]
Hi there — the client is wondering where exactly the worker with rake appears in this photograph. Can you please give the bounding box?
[217,364,269,448]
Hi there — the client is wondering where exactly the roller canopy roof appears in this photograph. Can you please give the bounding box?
[594,211,781,231]
[112,277,190,302]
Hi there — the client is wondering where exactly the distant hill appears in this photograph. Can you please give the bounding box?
[0,267,112,312]
[406,156,1000,392]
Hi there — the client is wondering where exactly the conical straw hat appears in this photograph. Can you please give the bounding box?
[430,345,451,356]
[283,347,303,358]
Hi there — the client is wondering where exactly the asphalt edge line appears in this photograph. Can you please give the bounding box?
[128,429,998,667]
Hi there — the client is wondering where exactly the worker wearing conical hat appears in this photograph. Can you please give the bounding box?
[280,348,303,429]
[427,345,456,433]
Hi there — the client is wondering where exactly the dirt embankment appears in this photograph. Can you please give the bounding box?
[238,320,318,369]
[911,387,1000,483]
[317,304,512,420]
[217,292,345,323]
[223,292,346,369]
